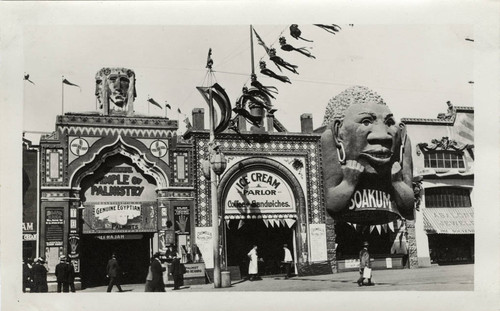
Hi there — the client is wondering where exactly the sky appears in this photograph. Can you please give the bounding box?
[22,24,474,143]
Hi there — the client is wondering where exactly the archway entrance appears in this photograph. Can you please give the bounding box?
[226,219,295,277]
[78,154,159,288]
[80,234,152,288]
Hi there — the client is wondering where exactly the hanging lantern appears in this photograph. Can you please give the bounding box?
[210,150,227,176]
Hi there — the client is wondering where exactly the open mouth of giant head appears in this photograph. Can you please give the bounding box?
[360,149,393,165]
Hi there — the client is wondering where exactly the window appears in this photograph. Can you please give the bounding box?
[424,151,465,169]
[425,187,471,208]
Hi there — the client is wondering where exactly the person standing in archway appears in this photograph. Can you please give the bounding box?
[282,244,294,279]
[247,245,259,281]
[106,254,124,292]
[357,241,373,286]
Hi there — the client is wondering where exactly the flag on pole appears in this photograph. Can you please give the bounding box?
[177,108,182,114]
[24,73,35,85]
[147,98,162,109]
[183,117,192,129]
[252,28,270,55]
[62,78,80,88]
[165,103,171,109]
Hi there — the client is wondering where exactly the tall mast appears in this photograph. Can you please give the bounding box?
[250,25,255,75]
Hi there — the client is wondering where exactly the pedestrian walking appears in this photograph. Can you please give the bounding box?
[247,245,259,281]
[66,258,76,292]
[150,252,166,292]
[171,253,185,290]
[31,257,48,292]
[282,244,294,279]
[106,254,124,292]
[357,241,373,286]
[55,256,69,292]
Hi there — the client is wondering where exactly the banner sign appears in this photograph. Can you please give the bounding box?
[95,234,143,240]
[195,227,213,268]
[225,170,296,214]
[83,201,157,233]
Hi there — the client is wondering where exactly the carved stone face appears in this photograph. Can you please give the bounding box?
[338,102,399,174]
[107,73,130,107]
[95,68,135,109]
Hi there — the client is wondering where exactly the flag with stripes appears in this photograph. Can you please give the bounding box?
[147,98,162,109]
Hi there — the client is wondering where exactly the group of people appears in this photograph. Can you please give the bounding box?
[246,244,294,281]
[55,256,76,292]
[23,257,49,292]
[145,251,186,292]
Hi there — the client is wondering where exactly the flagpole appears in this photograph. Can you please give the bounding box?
[165,101,168,118]
[250,25,255,75]
[148,95,150,115]
[61,76,64,115]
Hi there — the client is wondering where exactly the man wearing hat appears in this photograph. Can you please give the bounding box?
[357,241,373,286]
[66,258,76,292]
[32,257,48,292]
[55,256,69,292]
[106,253,124,292]
[150,252,166,292]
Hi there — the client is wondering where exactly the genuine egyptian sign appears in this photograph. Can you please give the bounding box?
[225,169,295,214]
[83,201,157,233]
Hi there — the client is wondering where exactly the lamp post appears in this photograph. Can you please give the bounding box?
[201,86,228,288]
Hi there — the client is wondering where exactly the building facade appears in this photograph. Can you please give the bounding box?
[402,103,474,266]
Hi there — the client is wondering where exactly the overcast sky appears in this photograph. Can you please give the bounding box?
[22,24,474,142]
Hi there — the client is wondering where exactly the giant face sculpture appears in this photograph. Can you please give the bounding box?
[321,86,414,225]
[95,67,136,114]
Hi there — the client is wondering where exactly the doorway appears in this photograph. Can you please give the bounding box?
[80,234,152,288]
[225,219,295,277]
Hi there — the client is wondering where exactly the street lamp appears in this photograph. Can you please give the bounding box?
[202,144,227,288]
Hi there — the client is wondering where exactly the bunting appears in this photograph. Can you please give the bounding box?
[238,220,244,229]
[263,219,269,228]
[284,219,296,228]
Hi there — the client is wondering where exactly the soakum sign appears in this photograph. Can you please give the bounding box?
[224,169,296,215]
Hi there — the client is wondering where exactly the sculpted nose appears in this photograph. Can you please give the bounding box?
[367,121,392,146]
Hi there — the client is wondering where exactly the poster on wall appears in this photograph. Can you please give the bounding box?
[174,206,190,234]
[225,169,296,215]
[82,201,157,233]
[46,208,64,246]
[309,224,328,262]
[195,227,213,269]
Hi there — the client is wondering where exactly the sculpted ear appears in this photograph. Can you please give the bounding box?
[332,119,343,148]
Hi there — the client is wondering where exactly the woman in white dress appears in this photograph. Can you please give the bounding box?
[247,245,258,281]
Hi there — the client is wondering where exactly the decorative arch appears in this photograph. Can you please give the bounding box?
[70,135,168,189]
[217,157,307,220]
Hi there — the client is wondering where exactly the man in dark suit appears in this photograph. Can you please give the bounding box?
[171,253,185,290]
[55,256,68,292]
[150,252,166,292]
[66,258,76,292]
[106,254,123,292]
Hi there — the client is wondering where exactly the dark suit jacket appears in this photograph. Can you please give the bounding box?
[55,262,67,282]
[106,258,120,278]
[171,258,184,276]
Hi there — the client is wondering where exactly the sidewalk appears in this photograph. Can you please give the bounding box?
[80,263,473,292]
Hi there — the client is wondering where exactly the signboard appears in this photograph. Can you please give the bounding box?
[424,208,474,234]
[174,206,190,234]
[84,163,157,203]
[23,148,38,235]
[184,263,206,278]
[46,208,64,245]
[309,224,328,261]
[82,201,157,233]
[225,169,296,215]
[95,234,143,240]
[195,227,213,269]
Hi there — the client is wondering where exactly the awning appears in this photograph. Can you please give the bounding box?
[423,207,474,234]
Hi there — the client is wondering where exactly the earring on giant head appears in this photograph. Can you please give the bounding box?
[337,142,346,165]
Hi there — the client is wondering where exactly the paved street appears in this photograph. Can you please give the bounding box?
[80,263,473,292]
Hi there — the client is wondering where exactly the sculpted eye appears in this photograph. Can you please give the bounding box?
[385,118,396,126]
[361,118,372,126]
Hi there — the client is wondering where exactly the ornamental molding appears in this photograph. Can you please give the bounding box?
[417,136,474,153]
